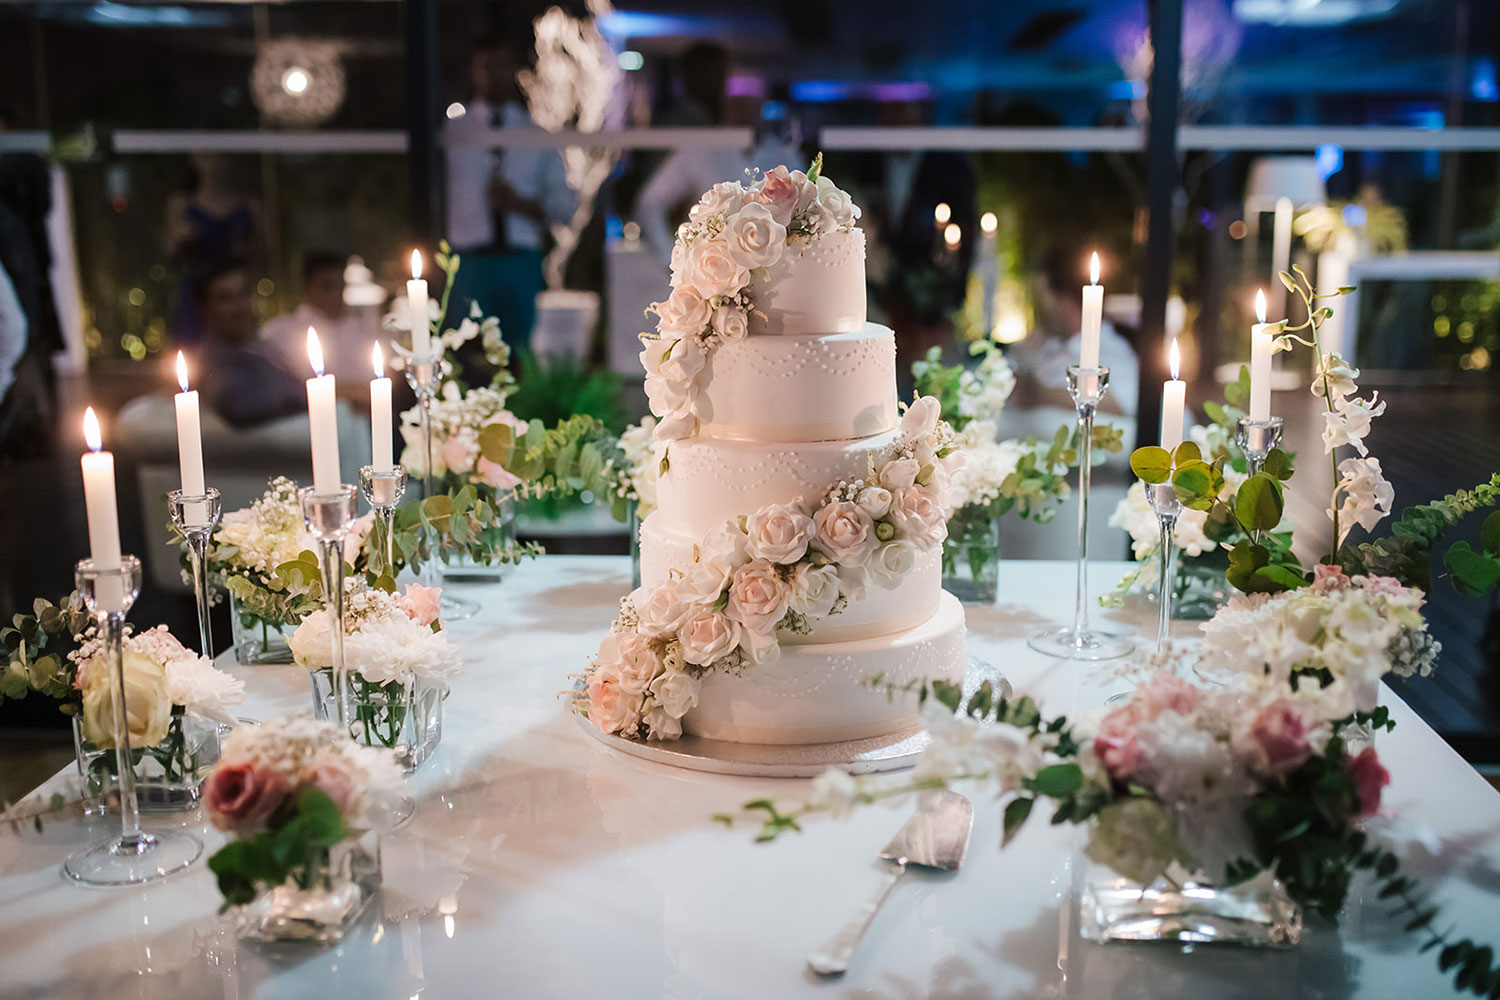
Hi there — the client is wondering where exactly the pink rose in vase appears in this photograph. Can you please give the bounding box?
[304,751,358,815]
[205,757,290,832]
[1235,697,1322,774]
[400,584,443,626]
[1348,747,1390,817]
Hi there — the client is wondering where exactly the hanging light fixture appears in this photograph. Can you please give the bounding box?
[251,39,345,126]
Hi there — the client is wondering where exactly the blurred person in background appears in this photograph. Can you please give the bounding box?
[260,251,373,387]
[1006,243,1138,419]
[444,32,575,356]
[193,259,306,428]
[165,152,261,344]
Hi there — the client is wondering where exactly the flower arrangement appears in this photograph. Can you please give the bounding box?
[399,382,527,491]
[207,477,374,641]
[205,716,404,910]
[579,397,963,742]
[289,582,461,760]
[0,592,91,710]
[615,415,659,518]
[642,154,861,445]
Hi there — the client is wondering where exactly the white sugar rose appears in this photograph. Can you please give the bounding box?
[700,519,750,571]
[587,657,642,736]
[726,559,792,634]
[901,395,942,440]
[888,486,948,550]
[814,176,861,228]
[880,457,921,491]
[813,500,879,567]
[789,562,840,619]
[649,667,701,719]
[723,201,787,270]
[677,609,742,667]
[653,286,713,337]
[614,629,665,695]
[658,334,707,383]
[689,179,747,223]
[745,500,816,564]
[856,485,893,519]
[634,582,690,639]
[711,304,749,342]
[683,237,749,299]
[676,561,732,606]
[866,539,918,589]
[642,705,683,741]
[837,563,868,603]
[669,240,687,286]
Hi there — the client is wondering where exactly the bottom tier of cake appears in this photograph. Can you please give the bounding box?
[681,592,967,746]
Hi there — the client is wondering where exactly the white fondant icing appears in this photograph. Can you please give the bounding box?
[682,593,967,745]
[695,324,897,444]
[749,229,867,337]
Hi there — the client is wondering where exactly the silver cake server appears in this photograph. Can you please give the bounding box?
[807,788,973,977]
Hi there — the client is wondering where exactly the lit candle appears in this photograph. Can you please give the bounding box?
[81,406,124,609]
[173,351,207,525]
[943,223,961,250]
[305,328,341,494]
[370,342,393,472]
[933,202,951,228]
[1250,289,1273,422]
[978,211,998,335]
[1161,339,1186,450]
[408,250,431,359]
[1081,251,1103,370]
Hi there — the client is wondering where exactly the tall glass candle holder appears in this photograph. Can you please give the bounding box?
[299,485,358,728]
[1029,365,1134,661]
[1236,416,1285,478]
[358,466,407,580]
[64,555,204,886]
[402,353,478,621]
[168,487,222,657]
[1145,482,1183,653]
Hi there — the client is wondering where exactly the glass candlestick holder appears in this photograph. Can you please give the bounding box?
[1145,483,1183,653]
[64,555,204,886]
[1029,365,1134,661]
[168,487,222,658]
[1235,416,1284,478]
[402,353,478,622]
[299,485,358,728]
[359,466,407,580]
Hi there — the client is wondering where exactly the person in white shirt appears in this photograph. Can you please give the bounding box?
[444,34,575,355]
[259,251,375,389]
[1006,244,1139,419]
[0,259,25,404]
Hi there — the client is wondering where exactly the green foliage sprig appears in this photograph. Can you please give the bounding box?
[1345,474,1500,597]
[0,593,90,710]
[207,786,351,911]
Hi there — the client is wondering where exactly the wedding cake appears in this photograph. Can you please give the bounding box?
[583,159,967,746]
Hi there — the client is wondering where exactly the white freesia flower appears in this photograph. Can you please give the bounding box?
[1314,353,1360,399]
[1321,392,1385,457]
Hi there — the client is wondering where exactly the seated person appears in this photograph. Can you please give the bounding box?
[1005,244,1139,419]
[260,251,374,383]
[193,259,307,428]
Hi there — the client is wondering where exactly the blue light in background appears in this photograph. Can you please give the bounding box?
[1341,204,1367,228]
[761,101,787,122]
[1472,58,1498,102]
[1107,80,1145,101]
[594,11,701,38]
[1314,144,1343,181]
[790,81,854,103]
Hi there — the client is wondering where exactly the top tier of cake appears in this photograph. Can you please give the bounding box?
[749,229,867,338]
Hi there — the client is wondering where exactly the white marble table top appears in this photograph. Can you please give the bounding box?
[2,556,1497,1000]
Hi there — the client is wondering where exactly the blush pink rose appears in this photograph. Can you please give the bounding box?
[1240,698,1321,774]
[1357,574,1407,598]
[440,437,473,477]
[1312,563,1349,592]
[476,456,521,490]
[887,486,948,550]
[1137,672,1200,717]
[205,757,289,832]
[1093,702,1148,782]
[400,583,443,626]
[753,165,803,226]
[812,501,878,567]
[303,752,357,815]
[1348,747,1390,817]
[587,662,642,736]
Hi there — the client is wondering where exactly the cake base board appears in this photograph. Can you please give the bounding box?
[573,657,1007,778]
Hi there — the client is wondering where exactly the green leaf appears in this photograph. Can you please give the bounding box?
[1172,461,1220,510]
[1482,510,1500,557]
[1171,441,1202,466]
[1234,474,1284,533]
[1028,763,1084,798]
[1002,796,1033,847]
[1224,365,1250,409]
[1262,448,1294,482]
[1130,446,1173,484]
[1443,541,1500,598]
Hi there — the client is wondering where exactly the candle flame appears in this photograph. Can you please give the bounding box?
[943,223,961,249]
[410,249,423,280]
[372,342,385,379]
[83,406,102,453]
[175,350,190,393]
[306,327,325,377]
[1169,338,1181,380]
[933,202,951,225]
[1255,288,1267,324]
[980,211,997,235]
[1089,252,1100,286]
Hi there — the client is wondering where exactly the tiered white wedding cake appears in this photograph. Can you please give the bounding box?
[584,159,967,746]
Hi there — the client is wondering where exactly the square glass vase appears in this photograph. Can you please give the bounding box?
[941,505,1001,605]
[228,592,298,665]
[72,711,223,814]
[1077,859,1302,949]
[438,489,516,584]
[310,669,443,773]
[231,835,382,944]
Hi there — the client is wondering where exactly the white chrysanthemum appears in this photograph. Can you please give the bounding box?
[289,586,463,687]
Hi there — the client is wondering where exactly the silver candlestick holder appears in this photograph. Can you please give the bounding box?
[1235,416,1284,477]
[359,466,407,580]
[402,352,478,621]
[1145,482,1183,653]
[299,485,359,728]
[1030,365,1134,661]
[168,487,222,658]
[64,555,203,886]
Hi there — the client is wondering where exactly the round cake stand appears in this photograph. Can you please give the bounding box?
[573,657,1008,778]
